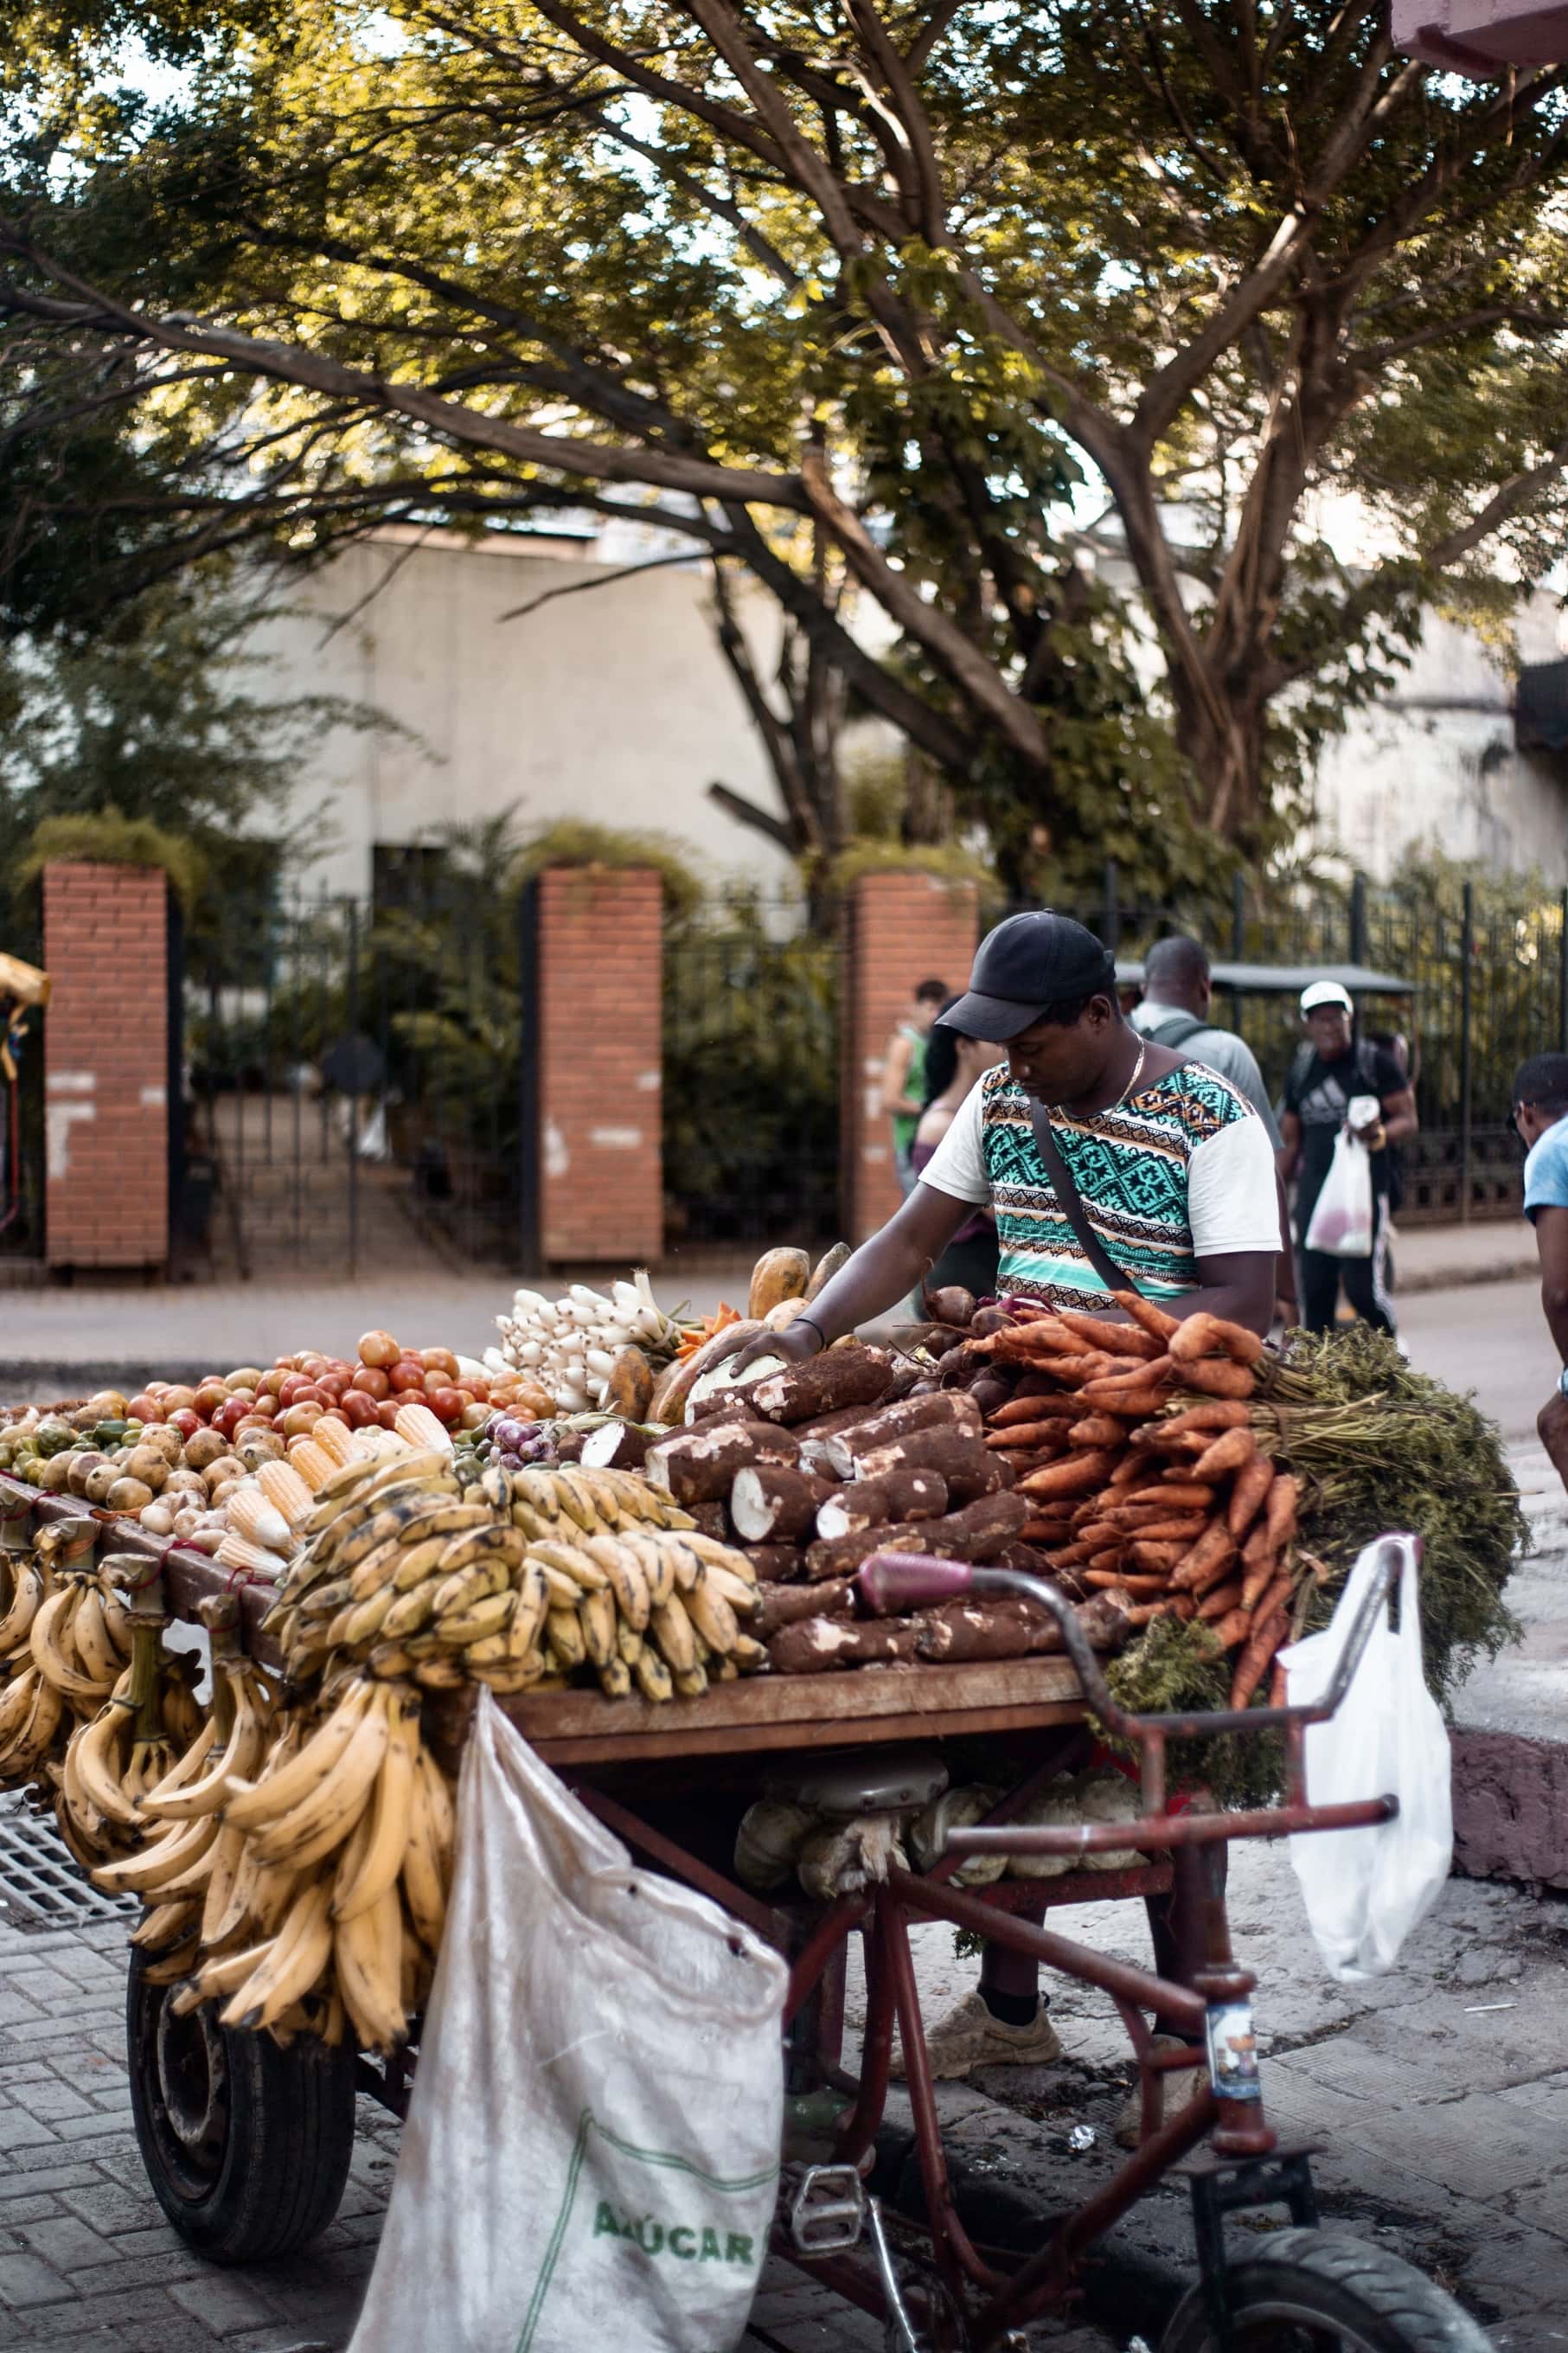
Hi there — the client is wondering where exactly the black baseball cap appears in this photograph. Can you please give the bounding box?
[937,912,1116,1042]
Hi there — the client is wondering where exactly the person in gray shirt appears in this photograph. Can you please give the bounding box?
[1130,935,1296,1326]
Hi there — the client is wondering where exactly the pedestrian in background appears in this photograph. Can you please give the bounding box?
[1511,1053,1568,1491]
[880,977,948,1195]
[908,1005,1002,1300]
[1130,935,1296,1327]
[1279,982,1418,1337]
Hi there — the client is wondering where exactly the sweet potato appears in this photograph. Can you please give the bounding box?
[1168,1311,1264,1368]
[1019,1448,1121,1499]
[1191,1426,1258,1484]
[1174,1357,1256,1400]
[804,1241,853,1302]
[1226,1452,1275,1542]
[1111,1289,1181,1341]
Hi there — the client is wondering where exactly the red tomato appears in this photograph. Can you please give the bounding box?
[419,1346,459,1378]
[358,1330,401,1369]
[168,1407,202,1441]
[426,1387,466,1426]
[375,1398,404,1430]
[389,1359,428,1394]
[351,1365,390,1401]
[339,1389,379,1430]
[275,1373,307,1408]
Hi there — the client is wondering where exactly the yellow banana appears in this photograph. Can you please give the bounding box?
[246,1689,393,1869]
[701,1564,760,1618]
[632,1647,674,1704]
[437,1591,514,1648]
[527,1538,608,1593]
[222,1681,374,1831]
[31,1587,107,1708]
[680,1533,758,1582]
[130,1896,202,1952]
[172,1935,274,2016]
[381,1582,442,1643]
[469,1657,546,1694]
[413,1656,465,1690]
[329,1586,399,1652]
[367,1641,419,1681]
[544,1606,586,1670]
[199,1823,249,1945]
[548,1470,603,1533]
[386,1531,458,1595]
[334,1881,407,2053]
[578,1588,618,1670]
[430,1560,509,1619]
[0,1561,45,1657]
[671,1664,708,1700]
[401,1748,451,1952]
[509,1565,549,1662]
[98,1580,135,1661]
[138,1712,220,1810]
[615,1619,643,1667]
[221,1875,334,2031]
[728,1633,768,1672]
[598,1657,633,1700]
[332,1696,417,1923]
[584,1539,650,1631]
[624,1535,678,1610]
[11,1671,66,1775]
[69,1689,138,1826]
[432,1524,523,1577]
[71,1585,125,1688]
[511,1468,562,1523]
[480,1463,514,1514]
[93,1812,219,1898]
[682,1574,740,1657]
[649,1597,699,1676]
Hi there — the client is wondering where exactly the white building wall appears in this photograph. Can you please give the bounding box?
[250,531,802,897]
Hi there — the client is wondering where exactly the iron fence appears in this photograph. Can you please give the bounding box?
[662,890,840,1249]
[1026,864,1568,1223]
[177,884,524,1278]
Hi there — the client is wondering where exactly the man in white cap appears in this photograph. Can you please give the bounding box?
[1279,982,1418,1336]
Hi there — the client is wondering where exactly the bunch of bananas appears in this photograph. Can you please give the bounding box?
[263,1448,767,1704]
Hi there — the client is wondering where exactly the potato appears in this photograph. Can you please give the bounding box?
[124,1446,170,1493]
[36,1455,76,1493]
[184,1428,227,1471]
[163,1468,207,1497]
[66,1452,107,1498]
[106,1477,155,1513]
[138,1427,184,1466]
[85,1463,120,1505]
[208,1478,243,1510]
[138,1502,176,1536]
[237,1432,287,1470]
[201,1456,243,1494]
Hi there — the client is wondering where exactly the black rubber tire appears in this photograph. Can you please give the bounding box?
[125,1949,358,2263]
[1162,2228,1494,2353]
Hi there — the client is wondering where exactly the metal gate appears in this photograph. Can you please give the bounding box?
[175,886,527,1279]
[662,891,840,1251]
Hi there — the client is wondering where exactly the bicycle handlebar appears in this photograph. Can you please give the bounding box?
[855,1532,1412,1747]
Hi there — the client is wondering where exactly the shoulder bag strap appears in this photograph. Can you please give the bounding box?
[1027,1059,1191,1298]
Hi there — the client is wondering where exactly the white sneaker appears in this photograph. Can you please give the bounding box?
[889,1990,1064,2082]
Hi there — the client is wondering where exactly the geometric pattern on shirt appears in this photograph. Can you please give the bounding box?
[977,1061,1252,1309]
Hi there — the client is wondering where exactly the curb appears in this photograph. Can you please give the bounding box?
[1397,1253,1537,1295]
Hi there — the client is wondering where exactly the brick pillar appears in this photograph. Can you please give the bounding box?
[42,862,170,1271]
[842,872,980,1241]
[536,867,662,1264]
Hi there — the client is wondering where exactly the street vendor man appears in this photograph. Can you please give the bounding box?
[737,910,1283,2141]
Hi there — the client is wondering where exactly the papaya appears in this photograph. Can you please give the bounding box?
[747,1247,811,1321]
[605,1346,655,1420]
[804,1241,852,1302]
[764,1295,808,1330]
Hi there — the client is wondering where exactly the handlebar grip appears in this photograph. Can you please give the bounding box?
[857,1552,974,1613]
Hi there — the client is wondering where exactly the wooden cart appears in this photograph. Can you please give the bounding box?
[2,1479,1491,2351]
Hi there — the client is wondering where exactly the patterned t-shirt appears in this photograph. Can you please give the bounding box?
[919,1061,1281,1308]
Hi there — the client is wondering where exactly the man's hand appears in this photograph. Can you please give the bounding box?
[733,1318,822,1375]
[1539,1388,1568,1492]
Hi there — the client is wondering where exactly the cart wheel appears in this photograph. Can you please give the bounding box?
[1161,2228,1493,2352]
[125,1950,357,2263]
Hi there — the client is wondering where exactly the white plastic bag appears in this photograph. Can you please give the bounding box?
[349,1693,788,2353]
[1302,1121,1375,1257]
[1283,1535,1451,1982]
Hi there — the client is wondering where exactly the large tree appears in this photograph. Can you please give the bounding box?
[3,2,1566,874]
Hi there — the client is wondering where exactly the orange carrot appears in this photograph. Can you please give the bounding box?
[1056,1310,1162,1358]
[1229,1586,1292,1709]
[1084,1569,1167,1595]
[1154,1480,1219,1509]
[1226,1452,1275,1542]
[1129,1595,1196,1625]
[1170,1521,1237,1592]
[984,1422,1070,1452]
[1019,1449,1120,1498]
[1086,1546,1127,1575]
[1212,1607,1253,1651]
[1139,1400,1251,1442]
[1196,1578,1245,1623]
[1112,1290,1181,1341]
[1269,1661,1289,1709]
[1175,1357,1256,1400]
[990,1394,1067,1428]
[1020,1518,1076,1545]
[1120,1515,1208,1544]
[1192,1426,1258,1484]
[1109,1450,1160,1487]
[1264,1471,1300,1551]
[1067,1413,1127,1450]
[1239,1549,1277,1610]
[1168,1312,1265,1368]
[1129,1538,1189,1572]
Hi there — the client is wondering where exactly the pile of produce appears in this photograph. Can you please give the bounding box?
[488,1271,684,1414]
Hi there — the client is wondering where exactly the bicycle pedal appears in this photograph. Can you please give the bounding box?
[790,2163,865,2254]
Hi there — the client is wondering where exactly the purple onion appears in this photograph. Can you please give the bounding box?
[490,1415,542,1453]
